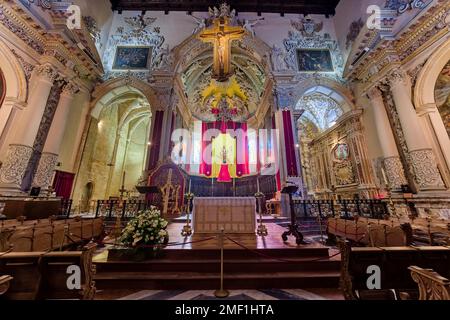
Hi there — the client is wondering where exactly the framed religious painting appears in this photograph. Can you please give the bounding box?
[112,46,152,70]
[296,49,334,72]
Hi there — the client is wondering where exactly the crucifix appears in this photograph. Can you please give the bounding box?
[198,17,245,82]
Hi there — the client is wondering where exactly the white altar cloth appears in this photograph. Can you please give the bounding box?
[193,197,256,234]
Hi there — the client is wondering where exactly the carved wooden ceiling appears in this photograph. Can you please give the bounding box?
[110,0,340,16]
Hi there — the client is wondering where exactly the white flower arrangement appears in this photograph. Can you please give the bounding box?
[119,207,169,250]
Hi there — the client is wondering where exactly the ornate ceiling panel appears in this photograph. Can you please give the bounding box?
[181,45,266,122]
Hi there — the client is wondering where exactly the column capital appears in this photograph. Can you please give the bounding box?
[61,81,80,97]
[35,63,60,83]
[366,87,383,100]
[385,69,409,88]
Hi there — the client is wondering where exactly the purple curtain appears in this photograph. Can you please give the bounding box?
[147,110,164,170]
[52,170,75,199]
[282,110,298,177]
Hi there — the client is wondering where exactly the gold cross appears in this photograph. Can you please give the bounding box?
[198,17,245,82]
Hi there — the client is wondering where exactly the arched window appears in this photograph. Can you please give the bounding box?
[0,68,5,107]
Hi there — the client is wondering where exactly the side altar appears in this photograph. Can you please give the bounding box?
[193,197,256,234]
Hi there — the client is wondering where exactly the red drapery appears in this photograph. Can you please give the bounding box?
[199,120,250,178]
[52,171,75,199]
[147,110,164,170]
[272,115,282,191]
[282,110,299,177]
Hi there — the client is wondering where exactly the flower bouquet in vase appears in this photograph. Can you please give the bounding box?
[110,207,169,261]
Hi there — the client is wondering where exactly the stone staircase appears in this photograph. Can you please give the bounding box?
[94,246,340,290]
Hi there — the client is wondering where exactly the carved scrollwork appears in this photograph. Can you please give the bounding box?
[409,266,450,300]
[35,64,60,83]
[384,156,407,190]
[0,144,33,186]
[409,149,445,189]
[32,152,58,188]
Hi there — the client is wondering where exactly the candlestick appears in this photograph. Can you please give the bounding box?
[188,178,191,194]
[257,177,260,193]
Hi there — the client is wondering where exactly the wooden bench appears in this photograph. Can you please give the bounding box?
[327,218,412,246]
[338,240,450,300]
[0,243,97,300]
[0,275,13,296]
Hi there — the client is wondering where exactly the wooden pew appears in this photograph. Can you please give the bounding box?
[408,266,450,300]
[0,275,13,296]
[327,218,412,246]
[0,217,103,252]
[0,243,97,300]
[338,240,450,300]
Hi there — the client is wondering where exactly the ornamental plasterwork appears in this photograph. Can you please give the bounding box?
[281,21,345,78]
[409,149,445,189]
[0,6,44,54]
[181,47,266,122]
[20,0,52,10]
[297,93,343,135]
[102,14,168,81]
[0,144,33,186]
[349,1,449,85]
[384,156,408,190]
[385,0,426,14]
[32,152,58,188]
[83,16,102,51]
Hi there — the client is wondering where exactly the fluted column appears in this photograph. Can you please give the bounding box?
[367,87,407,190]
[0,64,59,192]
[388,70,445,191]
[33,82,79,189]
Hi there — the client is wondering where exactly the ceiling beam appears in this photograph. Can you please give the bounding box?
[109,0,340,16]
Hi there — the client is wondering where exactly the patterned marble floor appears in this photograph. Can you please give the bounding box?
[95,289,344,300]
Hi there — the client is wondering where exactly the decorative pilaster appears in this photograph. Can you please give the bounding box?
[385,69,445,191]
[32,81,79,189]
[0,63,59,192]
[367,87,407,191]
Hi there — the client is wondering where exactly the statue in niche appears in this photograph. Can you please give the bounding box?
[271,45,288,71]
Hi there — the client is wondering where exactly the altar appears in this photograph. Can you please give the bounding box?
[193,197,256,234]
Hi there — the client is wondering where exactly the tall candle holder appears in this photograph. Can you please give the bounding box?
[255,191,268,236]
[181,192,194,237]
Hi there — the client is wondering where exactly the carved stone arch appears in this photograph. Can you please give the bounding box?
[90,76,158,116]
[0,40,28,154]
[0,39,28,105]
[414,36,450,108]
[290,77,355,113]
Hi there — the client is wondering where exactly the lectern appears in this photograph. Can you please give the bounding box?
[281,184,304,245]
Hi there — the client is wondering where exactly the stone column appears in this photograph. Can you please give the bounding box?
[33,82,79,189]
[367,87,407,190]
[0,64,58,192]
[388,70,445,191]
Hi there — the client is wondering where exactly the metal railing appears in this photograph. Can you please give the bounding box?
[292,199,388,220]
[94,200,155,220]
